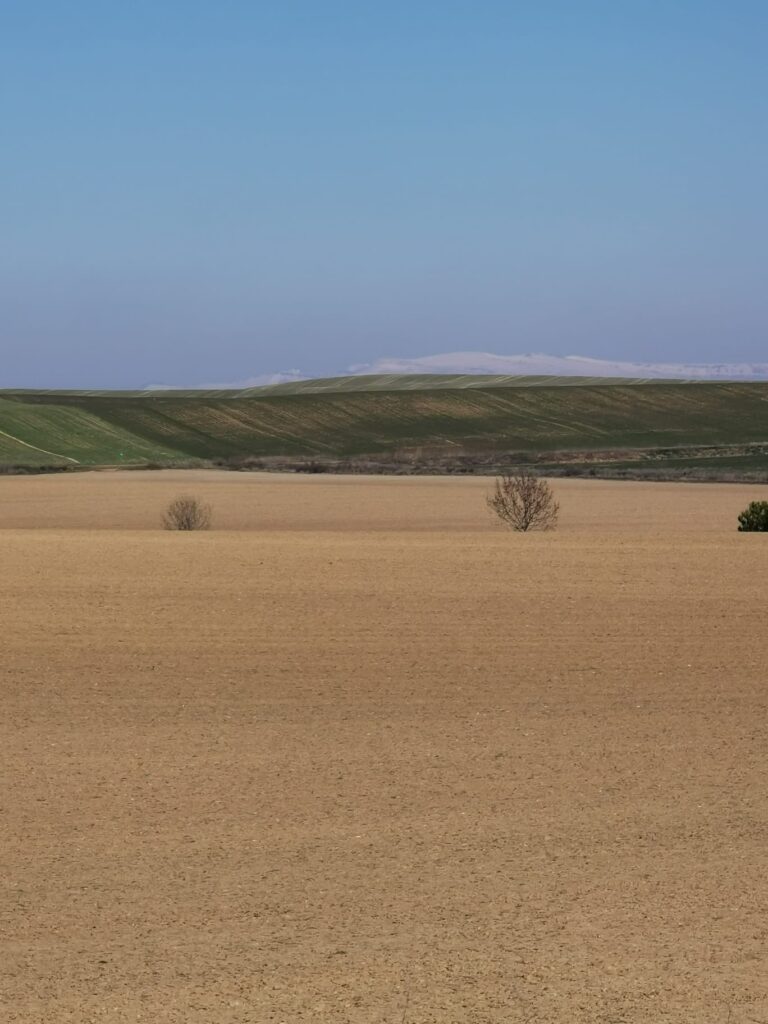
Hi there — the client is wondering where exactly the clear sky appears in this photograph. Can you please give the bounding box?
[2,2,767,386]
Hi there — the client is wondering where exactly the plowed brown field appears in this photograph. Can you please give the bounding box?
[2,471,768,1023]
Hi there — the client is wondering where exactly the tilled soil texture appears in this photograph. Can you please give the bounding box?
[2,472,768,1023]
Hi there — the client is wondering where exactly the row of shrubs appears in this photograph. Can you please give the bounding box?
[162,478,768,533]
[0,463,76,476]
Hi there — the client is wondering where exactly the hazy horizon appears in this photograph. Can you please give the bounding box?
[4,3,767,388]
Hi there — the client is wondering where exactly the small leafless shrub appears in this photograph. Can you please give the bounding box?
[163,494,212,531]
[487,471,559,532]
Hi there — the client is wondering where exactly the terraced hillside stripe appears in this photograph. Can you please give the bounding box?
[248,372,693,395]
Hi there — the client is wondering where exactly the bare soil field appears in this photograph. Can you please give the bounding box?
[2,471,768,1023]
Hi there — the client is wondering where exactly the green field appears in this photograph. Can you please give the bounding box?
[1,376,767,473]
[0,398,189,465]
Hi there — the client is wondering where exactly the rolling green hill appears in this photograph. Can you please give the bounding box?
[1,376,767,473]
[249,372,690,394]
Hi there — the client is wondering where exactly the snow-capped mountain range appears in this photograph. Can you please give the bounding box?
[348,351,768,380]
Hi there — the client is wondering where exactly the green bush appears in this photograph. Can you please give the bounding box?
[737,500,768,532]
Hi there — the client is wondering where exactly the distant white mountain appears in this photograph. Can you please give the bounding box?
[348,351,768,380]
[202,370,306,389]
[145,370,305,391]
[149,351,768,390]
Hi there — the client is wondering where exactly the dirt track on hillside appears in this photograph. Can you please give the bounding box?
[2,473,768,1022]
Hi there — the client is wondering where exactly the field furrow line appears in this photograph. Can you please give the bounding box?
[0,427,80,464]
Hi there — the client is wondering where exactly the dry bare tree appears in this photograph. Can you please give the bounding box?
[163,494,212,531]
[487,471,559,532]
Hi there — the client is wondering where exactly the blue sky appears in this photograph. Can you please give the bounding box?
[2,2,767,386]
